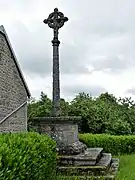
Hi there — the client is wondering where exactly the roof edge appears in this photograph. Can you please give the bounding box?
[0,25,31,98]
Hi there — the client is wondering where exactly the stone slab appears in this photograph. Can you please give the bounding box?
[76,148,103,161]
[58,165,109,176]
[58,153,113,176]
[58,148,103,166]
[58,166,108,176]
[56,175,115,180]
[57,175,115,180]
[32,116,81,124]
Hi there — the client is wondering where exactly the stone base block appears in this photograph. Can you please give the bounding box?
[30,116,119,179]
[31,116,87,155]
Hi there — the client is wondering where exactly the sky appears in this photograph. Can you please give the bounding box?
[0,0,135,101]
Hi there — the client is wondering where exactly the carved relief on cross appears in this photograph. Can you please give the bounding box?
[43,8,68,41]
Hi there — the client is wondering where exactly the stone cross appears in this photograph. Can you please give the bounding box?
[43,8,68,116]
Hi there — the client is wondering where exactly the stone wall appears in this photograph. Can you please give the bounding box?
[0,104,27,132]
[0,32,28,132]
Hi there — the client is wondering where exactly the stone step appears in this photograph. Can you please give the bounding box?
[109,158,119,175]
[58,148,103,166]
[57,153,112,176]
[96,153,112,167]
[57,175,115,180]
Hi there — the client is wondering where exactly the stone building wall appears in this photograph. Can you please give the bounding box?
[0,104,27,132]
[0,32,28,132]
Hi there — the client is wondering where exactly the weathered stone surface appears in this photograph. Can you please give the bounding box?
[31,118,119,178]
[58,148,103,166]
[39,122,78,146]
[58,141,87,155]
[58,164,109,176]
[31,116,86,155]
[0,29,29,132]
[96,153,112,167]
[57,175,115,180]
[58,153,112,176]
[57,152,118,178]
[110,158,119,175]
[76,148,103,162]
[43,8,68,116]
[42,8,119,179]
[0,104,27,132]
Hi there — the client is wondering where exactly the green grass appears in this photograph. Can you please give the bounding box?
[117,154,135,180]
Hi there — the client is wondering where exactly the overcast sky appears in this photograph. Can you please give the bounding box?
[1,0,135,101]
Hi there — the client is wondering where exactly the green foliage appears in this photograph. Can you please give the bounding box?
[0,132,56,180]
[79,133,135,155]
[69,92,134,135]
[28,92,70,120]
[28,91,135,135]
[28,92,52,120]
[60,98,69,116]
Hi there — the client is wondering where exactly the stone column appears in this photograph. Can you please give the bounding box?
[52,33,60,116]
[43,8,68,117]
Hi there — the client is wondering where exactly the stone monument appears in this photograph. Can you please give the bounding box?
[44,7,67,117]
[31,8,119,179]
[32,7,87,155]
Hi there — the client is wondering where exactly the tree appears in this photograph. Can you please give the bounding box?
[28,91,135,135]
[69,92,94,133]
[27,92,52,120]
[60,98,69,116]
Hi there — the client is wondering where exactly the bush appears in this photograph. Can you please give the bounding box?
[0,132,56,180]
[79,133,135,155]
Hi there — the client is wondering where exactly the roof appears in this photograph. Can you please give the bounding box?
[0,25,31,98]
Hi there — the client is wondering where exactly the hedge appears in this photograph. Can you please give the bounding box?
[79,133,135,155]
[0,132,56,180]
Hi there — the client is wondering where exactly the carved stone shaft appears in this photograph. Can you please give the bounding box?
[52,40,60,116]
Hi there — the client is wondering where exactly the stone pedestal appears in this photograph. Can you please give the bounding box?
[30,116,119,179]
[30,116,87,155]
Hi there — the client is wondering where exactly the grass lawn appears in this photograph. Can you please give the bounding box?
[117,154,135,180]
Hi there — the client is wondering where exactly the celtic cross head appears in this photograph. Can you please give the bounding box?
[43,8,68,30]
